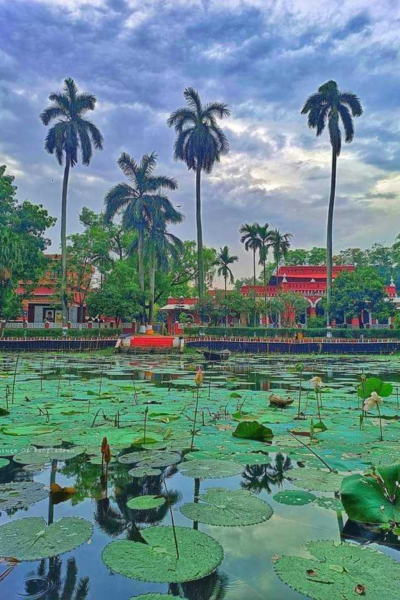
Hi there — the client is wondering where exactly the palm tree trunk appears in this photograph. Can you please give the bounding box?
[253,249,257,327]
[326,148,337,333]
[263,255,267,325]
[61,158,70,327]
[138,229,145,324]
[224,275,228,326]
[149,250,156,324]
[196,163,204,300]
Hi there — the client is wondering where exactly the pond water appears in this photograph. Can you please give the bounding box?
[0,352,399,600]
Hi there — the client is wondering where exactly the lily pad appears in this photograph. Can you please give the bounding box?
[273,490,316,506]
[127,495,166,510]
[128,466,162,478]
[0,516,93,560]
[291,468,343,492]
[179,459,243,479]
[0,458,9,469]
[274,540,400,600]
[0,481,48,512]
[102,526,223,582]
[313,496,343,511]
[341,464,400,524]
[180,487,273,526]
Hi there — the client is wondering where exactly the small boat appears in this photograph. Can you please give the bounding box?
[203,349,231,362]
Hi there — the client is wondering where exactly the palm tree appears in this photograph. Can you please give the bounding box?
[256,223,271,322]
[167,88,230,300]
[104,152,181,323]
[267,229,292,289]
[240,223,261,286]
[216,245,239,296]
[301,80,362,330]
[40,78,104,326]
[140,222,184,323]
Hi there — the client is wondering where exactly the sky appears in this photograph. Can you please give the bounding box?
[1,0,400,279]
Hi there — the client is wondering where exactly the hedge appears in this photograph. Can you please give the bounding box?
[1,328,121,339]
[184,326,399,339]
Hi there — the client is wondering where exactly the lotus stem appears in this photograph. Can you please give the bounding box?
[143,406,148,444]
[290,432,335,473]
[297,371,303,418]
[376,403,384,441]
[91,408,105,428]
[11,353,20,405]
[190,385,200,450]
[163,476,179,559]
[40,357,44,392]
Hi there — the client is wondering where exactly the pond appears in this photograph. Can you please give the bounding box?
[0,352,399,599]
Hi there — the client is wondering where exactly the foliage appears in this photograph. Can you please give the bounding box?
[233,421,274,441]
[0,165,56,319]
[270,292,309,327]
[328,266,394,327]
[341,464,400,525]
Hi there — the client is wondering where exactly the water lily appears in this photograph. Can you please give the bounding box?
[363,391,383,411]
[310,376,323,389]
[363,392,384,441]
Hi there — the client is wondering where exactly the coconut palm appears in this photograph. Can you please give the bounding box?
[104,152,181,322]
[239,223,261,286]
[167,88,230,300]
[216,245,239,296]
[40,78,104,325]
[301,81,362,329]
[267,229,292,289]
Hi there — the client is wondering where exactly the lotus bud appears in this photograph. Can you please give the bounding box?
[101,437,108,454]
[104,444,111,464]
[194,367,204,387]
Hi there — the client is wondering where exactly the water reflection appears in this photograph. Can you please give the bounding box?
[169,570,229,600]
[22,557,89,600]
[241,453,292,494]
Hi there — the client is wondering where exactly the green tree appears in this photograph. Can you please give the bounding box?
[285,248,309,265]
[216,245,239,296]
[301,80,362,329]
[267,229,292,288]
[0,166,56,320]
[167,88,230,299]
[40,78,104,326]
[308,247,327,265]
[104,152,181,323]
[239,223,261,286]
[333,247,367,266]
[271,292,309,327]
[86,260,141,326]
[328,267,393,328]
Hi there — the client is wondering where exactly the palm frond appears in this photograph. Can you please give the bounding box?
[203,101,231,119]
[301,92,324,114]
[40,105,67,125]
[117,152,138,180]
[338,104,354,143]
[328,114,342,155]
[183,87,202,114]
[167,107,197,130]
[84,120,105,150]
[64,77,78,101]
[340,92,363,117]
[104,182,135,221]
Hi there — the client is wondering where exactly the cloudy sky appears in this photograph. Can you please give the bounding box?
[1,0,400,277]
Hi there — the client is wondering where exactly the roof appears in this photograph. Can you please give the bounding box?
[159,303,194,311]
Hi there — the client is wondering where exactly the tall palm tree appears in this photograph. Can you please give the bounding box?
[216,245,239,296]
[138,222,184,323]
[267,229,292,289]
[104,152,181,323]
[301,80,362,330]
[40,78,104,326]
[240,222,261,326]
[256,223,271,321]
[240,223,261,286]
[167,88,230,300]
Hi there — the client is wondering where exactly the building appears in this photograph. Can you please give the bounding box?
[15,255,91,324]
[160,265,398,332]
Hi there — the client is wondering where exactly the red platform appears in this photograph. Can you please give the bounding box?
[130,335,176,348]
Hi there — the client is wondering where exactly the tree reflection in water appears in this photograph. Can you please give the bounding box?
[169,570,229,600]
[241,453,292,493]
[24,557,89,600]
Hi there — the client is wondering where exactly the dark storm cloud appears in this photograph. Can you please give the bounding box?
[1,0,400,276]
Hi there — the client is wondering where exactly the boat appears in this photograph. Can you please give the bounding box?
[203,349,231,362]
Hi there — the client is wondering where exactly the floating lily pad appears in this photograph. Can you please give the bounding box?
[0,458,9,469]
[273,490,316,506]
[13,446,85,465]
[2,425,56,436]
[127,495,166,510]
[180,487,273,526]
[128,466,162,478]
[102,526,223,583]
[0,481,48,511]
[233,421,273,441]
[179,459,243,479]
[313,496,343,511]
[291,468,343,492]
[0,516,93,560]
[274,540,400,600]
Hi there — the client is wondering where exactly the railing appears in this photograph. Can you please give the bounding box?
[3,322,131,330]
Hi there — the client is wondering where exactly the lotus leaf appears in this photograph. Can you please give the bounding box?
[274,540,400,600]
[0,516,93,560]
[102,526,223,582]
[273,490,316,506]
[127,495,166,510]
[180,487,273,526]
[179,459,243,479]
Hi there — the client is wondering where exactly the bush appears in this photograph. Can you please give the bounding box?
[184,325,400,339]
[2,328,121,339]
